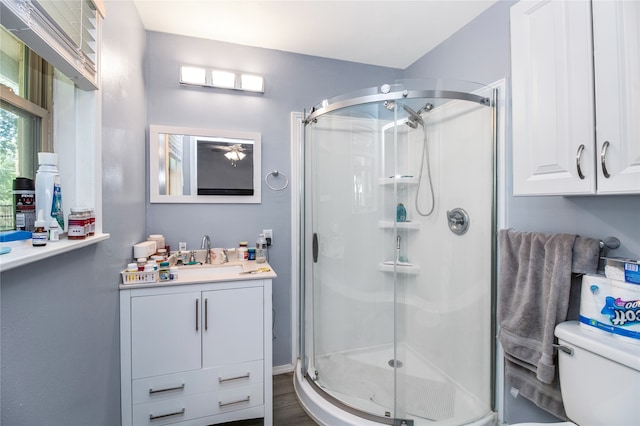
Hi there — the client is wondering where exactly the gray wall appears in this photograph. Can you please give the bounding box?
[144,31,403,366]
[406,1,640,423]
[1,2,147,425]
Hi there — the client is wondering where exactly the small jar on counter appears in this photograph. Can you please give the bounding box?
[85,208,95,236]
[136,258,147,271]
[247,248,256,261]
[68,208,87,240]
[169,267,178,281]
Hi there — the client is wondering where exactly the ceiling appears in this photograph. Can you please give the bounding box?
[131,0,499,69]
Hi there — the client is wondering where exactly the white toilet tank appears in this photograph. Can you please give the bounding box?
[555,321,640,426]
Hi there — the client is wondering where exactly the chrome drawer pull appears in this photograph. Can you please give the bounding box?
[148,383,185,394]
[149,407,185,420]
[600,141,611,178]
[219,395,250,407]
[218,372,250,383]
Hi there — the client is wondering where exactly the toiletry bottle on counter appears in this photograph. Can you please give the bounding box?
[238,241,248,261]
[13,177,35,232]
[32,210,47,247]
[256,233,268,263]
[35,152,64,232]
[48,218,60,241]
[159,262,170,282]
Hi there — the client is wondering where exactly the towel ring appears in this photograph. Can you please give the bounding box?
[265,170,288,191]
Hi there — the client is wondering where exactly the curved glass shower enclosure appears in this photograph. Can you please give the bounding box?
[296,80,497,426]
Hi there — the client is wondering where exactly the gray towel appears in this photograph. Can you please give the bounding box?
[498,229,577,383]
[497,229,601,418]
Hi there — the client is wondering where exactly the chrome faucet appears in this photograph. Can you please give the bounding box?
[201,235,212,264]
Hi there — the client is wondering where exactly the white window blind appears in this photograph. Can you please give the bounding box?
[0,0,104,90]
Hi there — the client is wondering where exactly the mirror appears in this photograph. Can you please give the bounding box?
[149,125,261,203]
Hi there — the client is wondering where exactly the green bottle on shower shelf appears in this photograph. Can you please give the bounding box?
[396,203,406,222]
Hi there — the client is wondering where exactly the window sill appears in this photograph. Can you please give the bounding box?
[0,233,110,273]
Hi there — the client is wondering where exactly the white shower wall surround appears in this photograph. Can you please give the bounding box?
[299,81,495,425]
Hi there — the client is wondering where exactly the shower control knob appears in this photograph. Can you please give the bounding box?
[446,208,470,236]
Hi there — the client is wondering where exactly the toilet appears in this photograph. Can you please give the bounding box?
[513,320,640,426]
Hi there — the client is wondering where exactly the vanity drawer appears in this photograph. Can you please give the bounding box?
[132,360,263,404]
[132,383,264,426]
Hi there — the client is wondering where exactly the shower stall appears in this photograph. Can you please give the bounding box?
[295,79,498,426]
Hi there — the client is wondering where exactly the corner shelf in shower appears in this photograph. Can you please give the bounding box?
[378,221,420,230]
[378,177,419,186]
[378,262,421,275]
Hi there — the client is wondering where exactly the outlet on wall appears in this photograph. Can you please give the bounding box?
[263,229,273,246]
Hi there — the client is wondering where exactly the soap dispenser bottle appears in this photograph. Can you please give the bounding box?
[256,234,268,263]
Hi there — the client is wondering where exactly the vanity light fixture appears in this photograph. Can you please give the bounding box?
[240,73,264,92]
[179,65,264,93]
[180,66,206,85]
[211,70,236,89]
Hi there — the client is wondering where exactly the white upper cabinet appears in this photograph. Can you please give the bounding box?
[592,0,640,194]
[511,0,640,195]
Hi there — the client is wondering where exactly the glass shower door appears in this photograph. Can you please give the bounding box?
[304,105,412,422]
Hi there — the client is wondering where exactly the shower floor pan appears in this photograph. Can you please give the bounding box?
[297,344,495,426]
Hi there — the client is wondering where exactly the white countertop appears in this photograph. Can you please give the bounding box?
[118,261,277,289]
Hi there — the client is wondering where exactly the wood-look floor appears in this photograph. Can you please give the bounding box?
[217,372,317,426]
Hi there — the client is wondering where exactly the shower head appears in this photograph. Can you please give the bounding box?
[402,104,423,128]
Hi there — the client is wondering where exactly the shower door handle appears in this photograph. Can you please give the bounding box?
[312,233,318,263]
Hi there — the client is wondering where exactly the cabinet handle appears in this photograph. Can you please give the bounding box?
[205,298,208,331]
[149,383,185,394]
[195,299,199,331]
[149,407,185,420]
[219,395,250,407]
[576,144,585,179]
[312,233,318,263]
[218,372,250,383]
[600,141,611,178]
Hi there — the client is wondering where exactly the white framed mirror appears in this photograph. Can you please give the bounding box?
[149,125,261,203]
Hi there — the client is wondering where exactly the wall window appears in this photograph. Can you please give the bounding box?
[0,27,51,230]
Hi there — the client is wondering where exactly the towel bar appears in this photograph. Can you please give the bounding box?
[599,237,620,250]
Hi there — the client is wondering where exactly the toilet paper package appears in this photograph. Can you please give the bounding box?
[602,257,640,284]
[580,274,640,343]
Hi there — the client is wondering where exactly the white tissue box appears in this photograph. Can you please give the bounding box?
[580,274,640,343]
[602,257,640,284]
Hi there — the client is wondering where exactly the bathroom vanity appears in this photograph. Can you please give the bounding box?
[119,263,275,426]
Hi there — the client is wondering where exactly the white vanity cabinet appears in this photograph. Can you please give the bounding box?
[511,0,640,196]
[120,279,272,426]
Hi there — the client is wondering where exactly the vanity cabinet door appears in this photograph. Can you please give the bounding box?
[201,286,264,368]
[130,292,202,379]
[592,0,640,194]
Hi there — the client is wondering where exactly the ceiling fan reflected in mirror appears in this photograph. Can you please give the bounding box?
[210,143,246,166]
